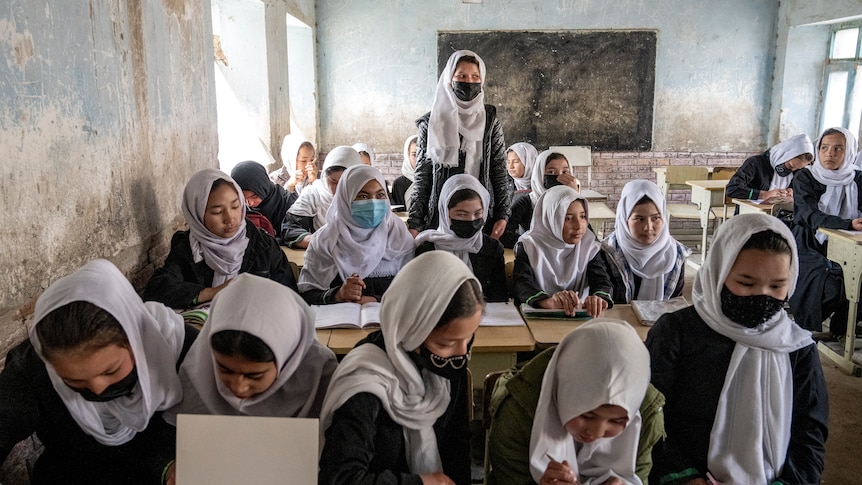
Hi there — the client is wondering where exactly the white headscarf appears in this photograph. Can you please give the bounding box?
[529,319,649,484]
[352,142,375,165]
[287,146,363,231]
[298,165,414,292]
[520,185,600,296]
[508,142,539,192]
[612,180,678,300]
[273,134,315,193]
[319,251,480,473]
[692,213,813,484]
[427,50,487,176]
[30,259,186,446]
[530,150,573,205]
[167,273,336,419]
[182,169,249,286]
[415,174,489,269]
[767,134,814,190]
[806,127,860,243]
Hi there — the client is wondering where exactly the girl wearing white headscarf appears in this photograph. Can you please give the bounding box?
[415,174,508,302]
[513,185,613,317]
[789,127,862,335]
[507,142,539,193]
[282,145,363,248]
[409,50,511,241]
[352,142,375,166]
[391,134,419,210]
[726,134,815,204]
[144,169,297,310]
[165,273,335,422]
[318,251,483,484]
[647,213,827,485]
[298,165,414,305]
[602,180,691,303]
[269,134,318,194]
[0,259,196,483]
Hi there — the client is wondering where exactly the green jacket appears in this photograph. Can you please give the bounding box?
[486,346,666,485]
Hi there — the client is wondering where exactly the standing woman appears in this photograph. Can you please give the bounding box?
[408,50,511,240]
[602,180,690,303]
[391,134,419,210]
[231,160,296,242]
[319,251,482,484]
[0,259,197,483]
[269,134,318,195]
[725,134,814,203]
[298,165,414,305]
[790,127,862,336]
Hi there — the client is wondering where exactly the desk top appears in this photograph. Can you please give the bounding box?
[578,189,607,201]
[316,329,331,346]
[685,179,729,190]
[587,201,616,219]
[731,198,793,213]
[504,247,515,265]
[818,228,862,245]
[281,246,306,267]
[326,324,535,355]
[524,304,650,347]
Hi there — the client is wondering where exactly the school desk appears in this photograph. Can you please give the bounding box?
[731,197,793,216]
[578,189,608,202]
[587,201,616,239]
[685,179,730,257]
[816,228,862,376]
[523,304,650,349]
[316,329,331,346]
[394,211,409,223]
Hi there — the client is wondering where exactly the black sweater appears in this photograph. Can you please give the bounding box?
[143,220,297,309]
[511,242,614,307]
[300,275,395,306]
[318,331,472,485]
[646,306,828,485]
[390,175,412,209]
[0,325,198,485]
[415,236,509,302]
[725,151,777,200]
[500,193,533,249]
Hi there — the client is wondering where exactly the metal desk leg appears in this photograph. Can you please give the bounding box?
[818,239,862,376]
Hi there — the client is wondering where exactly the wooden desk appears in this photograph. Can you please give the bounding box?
[394,211,409,223]
[686,179,729,256]
[817,228,862,375]
[588,201,616,239]
[281,246,306,267]
[504,248,515,265]
[316,329,331,346]
[524,304,650,348]
[732,198,793,216]
[579,189,608,202]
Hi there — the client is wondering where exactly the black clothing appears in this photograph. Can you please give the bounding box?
[300,275,394,305]
[281,212,315,247]
[415,236,509,302]
[511,242,614,307]
[0,325,199,485]
[725,151,777,201]
[318,331,472,485]
[408,105,511,232]
[390,175,412,209]
[143,220,297,309]
[230,160,297,242]
[646,306,828,485]
[499,193,533,249]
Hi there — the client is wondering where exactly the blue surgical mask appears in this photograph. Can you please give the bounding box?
[351,199,389,228]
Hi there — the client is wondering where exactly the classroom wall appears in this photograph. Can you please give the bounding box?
[0,1,217,362]
[316,0,778,154]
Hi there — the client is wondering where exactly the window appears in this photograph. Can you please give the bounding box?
[821,26,862,139]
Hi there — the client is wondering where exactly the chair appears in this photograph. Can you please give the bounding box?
[549,146,592,189]
[482,370,506,483]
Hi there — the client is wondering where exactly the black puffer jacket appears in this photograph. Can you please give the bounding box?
[408,105,511,232]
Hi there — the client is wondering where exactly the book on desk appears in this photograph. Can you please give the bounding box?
[519,303,591,320]
[312,302,381,330]
[630,296,689,326]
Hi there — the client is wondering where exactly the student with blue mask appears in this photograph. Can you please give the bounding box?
[298,165,414,305]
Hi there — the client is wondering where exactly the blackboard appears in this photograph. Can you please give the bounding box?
[438,31,656,151]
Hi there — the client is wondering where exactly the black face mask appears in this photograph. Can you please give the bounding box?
[410,337,474,380]
[452,81,482,102]
[774,163,791,177]
[450,218,484,238]
[720,285,786,328]
[543,174,563,190]
[69,367,139,402]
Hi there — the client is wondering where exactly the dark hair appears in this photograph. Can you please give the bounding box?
[546,153,569,165]
[324,166,347,178]
[740,229,792,255]
[448,188,481,209]
[408,139,417,150]
[211,178,234,193]
[36,301,129,362]
[456,55,480,70]
[210,330,276,363]
[819,128,846,150]
[435,279,484,329]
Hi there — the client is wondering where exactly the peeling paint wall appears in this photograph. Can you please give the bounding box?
[316,0,777,153]
[0,1,217,357]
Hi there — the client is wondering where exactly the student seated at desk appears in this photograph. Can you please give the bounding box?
[725,134,813,203]
[513,185,613,317]
[353,142,375,166]
[487,319,663,485]
[602,180,690,303]
[318,251,480,484]
[507,142,539,197]
[144,169,297,310]
[646,214,827,485]
[298,165,414,305]
[282,145,363,249]
[415,174,508,302]
[789,127,861,336]
[231,160,297,242]
[269,134,318,195]
[0,259,198,484]
[391,134,419,210]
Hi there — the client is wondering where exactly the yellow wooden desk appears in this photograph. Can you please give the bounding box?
[588,201,616,239]
[316,329,331,346]
[578,189,608,202]
[732,198,793,216]
[686,179,729,256]
[281,246,306,279]
[817,228,862,375]
[524,304,650,348]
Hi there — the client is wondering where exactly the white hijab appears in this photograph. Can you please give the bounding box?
[415,174,489,269]
[352,142,375,165]
[529,319,649,485]
[30,259,186,446]
[298,165,414,292]
[692,213,813,484]
[182,169,249,286]
[520,185,600,296]
[288,146,363,231]
[767,134,814,190]
[319,251,480,474]
[613,180,678,300]
[167,273,336,419]
[427,50,487,176]
[530,150,573,205]
[508,142,539,192]
[274,134,315,194]
[807,127,860,243]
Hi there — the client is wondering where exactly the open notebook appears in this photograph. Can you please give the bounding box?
[176,414,318,484]
[630,296,689,326]
[312,302,381,330]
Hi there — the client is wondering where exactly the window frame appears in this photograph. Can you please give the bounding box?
[820,23,862,141]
